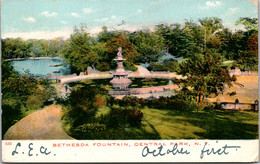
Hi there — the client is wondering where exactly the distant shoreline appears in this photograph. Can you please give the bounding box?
[4,56,60,61]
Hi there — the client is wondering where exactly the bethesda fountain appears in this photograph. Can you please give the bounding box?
[109,47,132,94]
[60,47,179,99]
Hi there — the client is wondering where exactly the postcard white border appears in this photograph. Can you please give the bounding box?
[2,139,259,162]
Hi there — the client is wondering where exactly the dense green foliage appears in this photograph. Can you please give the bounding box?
[61,83,144,139]
[2,17,258,72]
[61,81,207,139]
[62,88,258,139]
[129,30,164,63]
[1,38,64,59]
[149,60,179,72]
[174,51,236,103]
[63,27,99,72]
[105,33,138,71]
[155,23,202,58]
[60,17,257,73]
[112,95,198,111]
[236,17,258,31]
[2,61,56,137]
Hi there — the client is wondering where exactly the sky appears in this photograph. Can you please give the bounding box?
[1,0,258,40]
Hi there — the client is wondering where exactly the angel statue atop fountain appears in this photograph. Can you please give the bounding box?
[117,47,122,57]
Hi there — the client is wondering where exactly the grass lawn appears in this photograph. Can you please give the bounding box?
[141,108,258,139]
[62,77,258,140]
[67,107,258,140]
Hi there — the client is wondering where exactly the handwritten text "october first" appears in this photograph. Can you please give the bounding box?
[142,142,241,159]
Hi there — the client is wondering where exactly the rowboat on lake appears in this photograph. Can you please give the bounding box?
[49,64,63,67]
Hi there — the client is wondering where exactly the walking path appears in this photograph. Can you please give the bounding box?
[4,105,74,140]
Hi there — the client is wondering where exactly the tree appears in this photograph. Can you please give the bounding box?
[1,61,16,81]
[236,17,258,32]
[236,50,258,70]
[1,38,64,59]
[233,18,258,70]
[215,18,258,70]
[1,38,31,59]
[198,17,223,51]
[216,28,234,59]
[63,26,99,72]
[247,33,258,55]
[92,42,110,71]
[184,20,204,53]
[105,33,138,71]
[129,29,164,63]
[29,42,42,57]
[217,29,248,60]
[174,51,236,104]
[97,26,117,43]
[199,17,223,36]
[233,33,258,70]
[155,23,202,58]
[51,38,66,56]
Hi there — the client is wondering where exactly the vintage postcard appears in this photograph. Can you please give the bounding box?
[1,0,259,162]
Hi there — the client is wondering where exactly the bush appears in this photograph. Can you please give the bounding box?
[111,95,198,111]
[67,85,102,121]
[26,94,45,110]
[148,63,167,71]
[124,62,138,71]
[127,108,143,127]
[93,94,107,107]
[72,123,107,139]
[105,106,143,128]
[75,123,106,133]
[63,104,97,128]
[96,62,110,71]
[2,98,23,135]
[120,96,141,107]
[203,105,214,111]
[149,61,179,72]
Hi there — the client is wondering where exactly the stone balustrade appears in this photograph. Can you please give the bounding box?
[46,73,77,80]
[109,84,179,95]
[60,73,113,85]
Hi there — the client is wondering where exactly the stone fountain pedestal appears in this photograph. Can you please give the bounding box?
[109,47,132,94]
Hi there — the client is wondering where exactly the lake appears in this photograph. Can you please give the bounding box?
[12,58,71,76]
